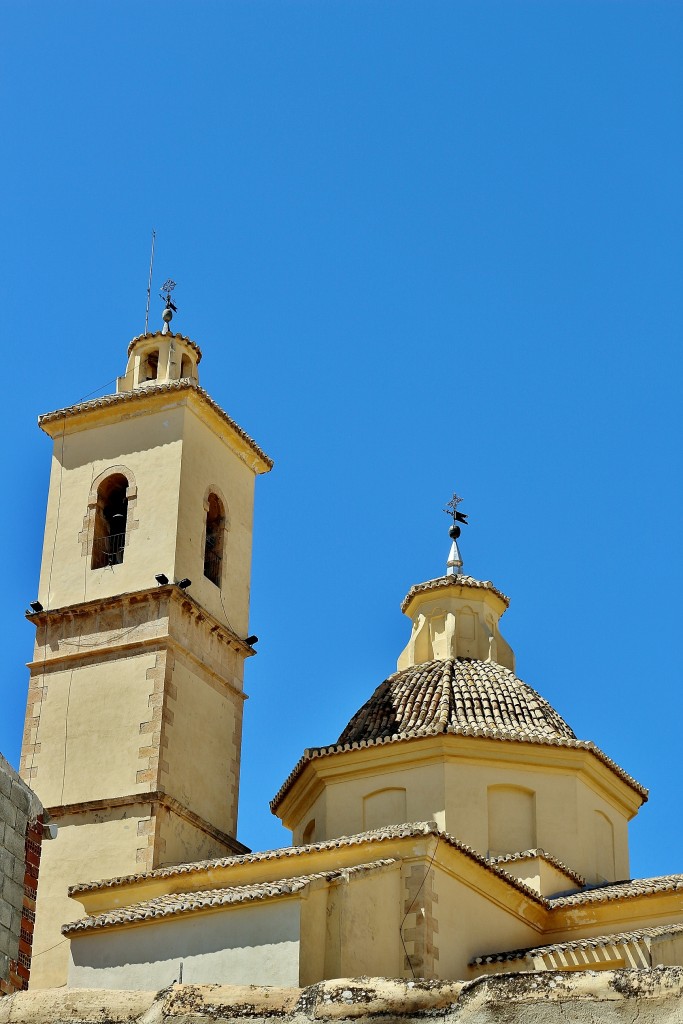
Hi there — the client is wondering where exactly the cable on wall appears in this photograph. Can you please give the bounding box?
[399,836,440,980]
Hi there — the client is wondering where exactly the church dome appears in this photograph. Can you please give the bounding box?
[338,658,576,746]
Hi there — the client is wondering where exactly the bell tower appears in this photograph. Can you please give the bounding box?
[20,299,272,988]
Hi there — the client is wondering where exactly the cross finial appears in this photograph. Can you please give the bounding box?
[444,492,464,519]
[444,491,468,576]
[160,279,178,335]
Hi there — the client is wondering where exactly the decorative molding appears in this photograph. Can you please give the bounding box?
[46,791,248,857]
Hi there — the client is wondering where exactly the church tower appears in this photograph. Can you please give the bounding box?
[20,298,272,988]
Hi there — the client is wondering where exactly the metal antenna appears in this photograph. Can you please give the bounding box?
[144,229,156,335]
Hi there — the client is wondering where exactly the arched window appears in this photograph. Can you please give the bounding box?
[204,492,225,586]
[91,474,129,569]
[140,349,159,382]
[180,354,193,379]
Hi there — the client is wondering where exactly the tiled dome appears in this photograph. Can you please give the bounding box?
[338,658,576,745]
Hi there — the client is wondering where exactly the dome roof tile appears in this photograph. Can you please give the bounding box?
[338,658,576,746]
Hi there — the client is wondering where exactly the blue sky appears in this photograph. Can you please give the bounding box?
[1,1,681,880]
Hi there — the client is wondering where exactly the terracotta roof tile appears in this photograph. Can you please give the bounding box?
[487,849,585,887]
[549,873,683,907]
[38,379,273,471]
[270,659,647,811]
[68,822,545,907]
[64,860,397,935]
[471,923,683,965]
[338,659,575,746]
[401,575,510,613]
[126,331,202,361]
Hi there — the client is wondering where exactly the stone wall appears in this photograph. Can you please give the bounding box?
[1,971,683,1023]
[0,754,43,995]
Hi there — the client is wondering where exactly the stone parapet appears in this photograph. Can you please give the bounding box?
[1,971,683,1023]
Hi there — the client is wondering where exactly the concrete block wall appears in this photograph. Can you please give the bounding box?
[0,753,43,995]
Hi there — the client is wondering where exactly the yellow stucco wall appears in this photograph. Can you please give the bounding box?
[69,900,302,990]
[175,402,256,638]
[432,861,540,979]
[163,655,243,837]
[321,867,402,981]
[281,738,636,886]
[37,389,263,639]
[27,653,158,809]
[38,405,185,610]
[30,811,153,990]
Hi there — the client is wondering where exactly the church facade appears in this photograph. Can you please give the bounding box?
[20,315,683,992]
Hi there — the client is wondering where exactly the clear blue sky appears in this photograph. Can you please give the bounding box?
[1,1,681,880]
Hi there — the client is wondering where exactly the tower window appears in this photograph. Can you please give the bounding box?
[204,492,225,587]
[148,351,158,379]
[180,354,192,379]
[91,474,129,569]
[141,349,159,382]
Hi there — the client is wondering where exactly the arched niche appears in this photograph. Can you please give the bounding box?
[594,810,615,883]
[487,785,536,857]
[456,606,476,658]
[302,819,316,845]
[363,788,407,831]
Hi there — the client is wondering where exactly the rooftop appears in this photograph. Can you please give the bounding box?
[401,575,510,613]
[68,822,544,907]
[548,873,683,908]
[271,659,647,811]
[471,922,683,965]
[38,378,273,472]
[64,860,396,935]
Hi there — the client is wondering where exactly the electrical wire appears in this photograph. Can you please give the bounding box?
[76,377,119,404]
[58,623,143,648]
[30,937,67,959]
[58,464,98,803]
[28,411,68,774]
[399,836,440,979]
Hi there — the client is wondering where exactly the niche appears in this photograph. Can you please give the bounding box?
[429,614,448,659]
[487,785,536,856]
[302,819,316,845]
[456,607,476,658]
[363,788,407,831]
[594,811,615,883]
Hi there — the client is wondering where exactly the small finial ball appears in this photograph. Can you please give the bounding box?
[162,306,173,324]
[449,524,461,540]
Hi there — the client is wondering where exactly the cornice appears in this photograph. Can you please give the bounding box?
[37,379,272,474]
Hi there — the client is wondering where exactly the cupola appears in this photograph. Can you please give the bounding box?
[116,332,201,392]
[398,496,514,670]
[116,279,201,392]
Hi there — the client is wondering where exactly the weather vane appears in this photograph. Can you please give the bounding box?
[160,279,178,334]
[444,492,468,530]
[444,492,467,576]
